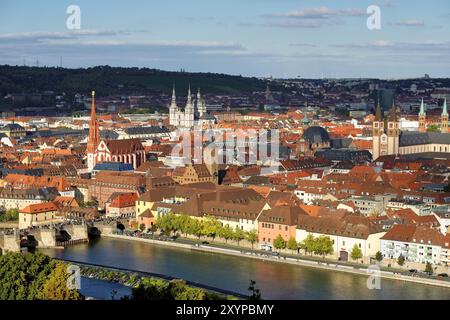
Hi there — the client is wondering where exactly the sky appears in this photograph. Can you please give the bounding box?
[0,0,449,78]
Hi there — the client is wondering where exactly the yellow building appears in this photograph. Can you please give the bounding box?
[19,202,61,229]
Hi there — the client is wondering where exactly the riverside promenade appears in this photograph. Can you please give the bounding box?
[102,233,450,289]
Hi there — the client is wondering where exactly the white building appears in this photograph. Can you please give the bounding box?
[380,224,449,265]
[296,215,385,261]
[169,86,215,128]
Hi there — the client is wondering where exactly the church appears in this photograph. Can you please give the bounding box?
[372,99,450,160]
[169,86,215,128]
[86,91,146,171]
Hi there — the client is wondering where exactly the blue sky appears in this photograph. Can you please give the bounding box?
[0,0,449,78]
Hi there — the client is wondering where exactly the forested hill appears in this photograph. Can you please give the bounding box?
[0,65,267,96]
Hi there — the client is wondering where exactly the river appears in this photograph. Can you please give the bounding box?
[40,237,450,300]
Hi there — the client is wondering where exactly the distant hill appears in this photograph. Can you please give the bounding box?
[0,65,267,97]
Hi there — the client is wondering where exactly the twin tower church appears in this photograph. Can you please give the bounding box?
[372,98,449,160]
[168,86,215,127]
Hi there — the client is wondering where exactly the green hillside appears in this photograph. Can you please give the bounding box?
[0,65,266,97]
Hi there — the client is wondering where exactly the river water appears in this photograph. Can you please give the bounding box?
[40,238,450,300]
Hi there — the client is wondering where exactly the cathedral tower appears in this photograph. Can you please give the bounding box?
[441,98,448,133]
[169,85,178,126]
[184,85,194,127]
[418,98,426,133]
[87,91,100,171]
[387,101,400,156]
[372,102,384,160]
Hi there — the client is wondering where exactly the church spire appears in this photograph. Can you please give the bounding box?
[441,98,449,133]
[375,101,383,121]
[87,90,100,154]
[388,99,398,122]
[442,98,448,117]
[170,84,177,109]
[418,98,427,133]
[186,84,192,109]
[419,98,426,116]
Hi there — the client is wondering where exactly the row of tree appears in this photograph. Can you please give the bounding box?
[154,213,259,248]
[153,214,370,261]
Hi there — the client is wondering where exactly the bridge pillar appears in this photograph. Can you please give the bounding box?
[0,233,21,253]
[63,225,88,241]
[34,229,56,248]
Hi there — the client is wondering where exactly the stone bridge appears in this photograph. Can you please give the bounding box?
[27,224,89,248]
[0,224,89,253]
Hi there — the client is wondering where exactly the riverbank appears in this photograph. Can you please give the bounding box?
[102,233,450,289]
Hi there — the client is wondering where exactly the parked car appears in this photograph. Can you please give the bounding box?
[437,273,448,277]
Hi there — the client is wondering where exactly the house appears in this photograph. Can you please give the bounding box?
[296,214,386,261]
[19,202,61,229]
[258,206,306,250]
[172,164,215,185]
[432,207,450,235]
[88,171,146,208]
[134,209,155,230]
[0,187,59,210]
[380,224,449,265]
[105,192,138,218]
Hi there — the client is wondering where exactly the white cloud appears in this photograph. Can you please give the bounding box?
[267,7,365,19]
[392,20,425,27]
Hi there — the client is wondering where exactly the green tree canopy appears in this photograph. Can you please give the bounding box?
[314,236,334,258]
[425,262,433,274]
[350,244,363,261]
[397,254,405,266]
[246,229,258,249]
[375,251,383,262]
[0,252,82,300]
[287,237,298,253]
[233,226,246,246]
[273,234,286,251]
[299,234,316,255]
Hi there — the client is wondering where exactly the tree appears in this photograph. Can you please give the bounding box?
[287,237,298,253]
[188,219,205,240]
[350,244,363,261]
[42,262,82,300]
[273,234,286,251]
[0,208,19,222]
[246,230,258,249]
[375,251,383,262]
[315,236,334,258]
[425,262,433,274]
[247,280,261,300]
[233,226,246,246]
[427,124,440,132]
[299,234,316,256]
[0,252,82,300]
[177,214,192,237]
[139,223,145,232]
[397,254,405,266]
[219,225,234,243]
[202,215,221,242]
